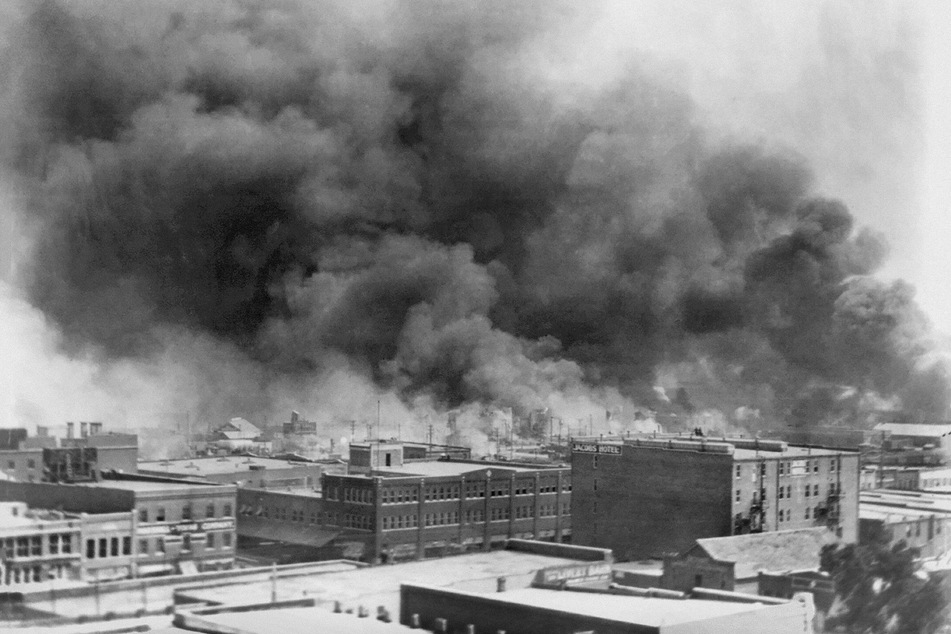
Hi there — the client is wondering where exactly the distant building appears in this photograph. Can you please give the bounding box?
[860,490,951,560]
[571,435,859,561]
[211,418,269,453]
[0,425,138,483]
[138,455,332,489]
[0,477,237,576]
[660,528,839,594]
[283,411,319,436]
[778,427,880,451]
[872,422,951,452]
[237,440,570,563]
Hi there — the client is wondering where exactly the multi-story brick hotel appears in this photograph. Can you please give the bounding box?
[570,435,859,561]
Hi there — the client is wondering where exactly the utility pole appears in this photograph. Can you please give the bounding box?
[428,424,433,447]
[377,400,381,439]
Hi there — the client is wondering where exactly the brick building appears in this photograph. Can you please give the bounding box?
[571,436,859,561]
[237,440,570,563]
[0,477,236,576]
[0,425,138,483]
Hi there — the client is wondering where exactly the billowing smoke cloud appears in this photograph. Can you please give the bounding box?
[1,0,946,440]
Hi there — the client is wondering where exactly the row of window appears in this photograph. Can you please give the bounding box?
[1,534,75,559]
[2,563,71,586]
[138,503,232,523]
[137,531,232,556]
[241,505,342,527]
[335,479,571,505]
[734,458,840,480]
[85,536,131,559]
[736,482,843,503]
[380,502,571,530]
[382,515,419,530]
[342,514,372,530]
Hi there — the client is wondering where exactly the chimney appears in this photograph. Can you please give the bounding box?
[80,422,88,438]
[66,422,75,439]
[89,422,103,436]
[291,411,299,425]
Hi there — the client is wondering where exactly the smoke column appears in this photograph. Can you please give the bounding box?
[0,0,946,438]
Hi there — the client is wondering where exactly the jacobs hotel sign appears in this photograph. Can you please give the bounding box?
[571,442,622,455]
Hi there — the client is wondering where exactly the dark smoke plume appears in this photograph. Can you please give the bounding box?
[2,0,946,434]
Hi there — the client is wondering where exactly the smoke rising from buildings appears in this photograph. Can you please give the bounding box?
[1,0,946,435]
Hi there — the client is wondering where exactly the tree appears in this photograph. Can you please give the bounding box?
[820,525,950,633]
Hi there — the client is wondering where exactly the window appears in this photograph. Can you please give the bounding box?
[760,463,766,476]
[111,537,119,557]
[27,459,35,469]
[158,538,166,553]
[593,454,599,469]
[814,484,820,497]
[735,490,741,502]
[206,504,215,519]
[122,537,131,555]
[49,534,59,555]
[99,538,107,558]
[813,460,819,473]
[223,533,232,548]
[182,505,192,521]
[224,504,232,517]
[183,534,192,551]
[779,487,785,499]
[593,478,598,491]
[61,534,71,554]
[805,486,811,498]
[139,539,149,555]
[6,460,14,470]
[805,507,811,519]
[139,508,148,523]
[735,465,742,479]
[779,462,785,477]
[207,533,216,549]
[156,507,166,522]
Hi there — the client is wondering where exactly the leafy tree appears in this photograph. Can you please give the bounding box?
[820,524,950,633]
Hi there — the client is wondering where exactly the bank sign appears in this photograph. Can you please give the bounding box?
[534,562,612,588]
[572,443,622,455]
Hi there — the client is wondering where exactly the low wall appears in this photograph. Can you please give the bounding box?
[505,538,613,562]
[17,560,362,620]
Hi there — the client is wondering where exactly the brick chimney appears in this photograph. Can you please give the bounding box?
[66,422,75,439]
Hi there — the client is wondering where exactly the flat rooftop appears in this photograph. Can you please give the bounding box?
[861,490,951,515]
[861,505,948,522]
[78,479,224,492]
[445,587,786,627]
[377,460,545,478]
[177,549,587,617]
[187,606,402,634]
[732,446,847,460]
[139,456,318,476]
